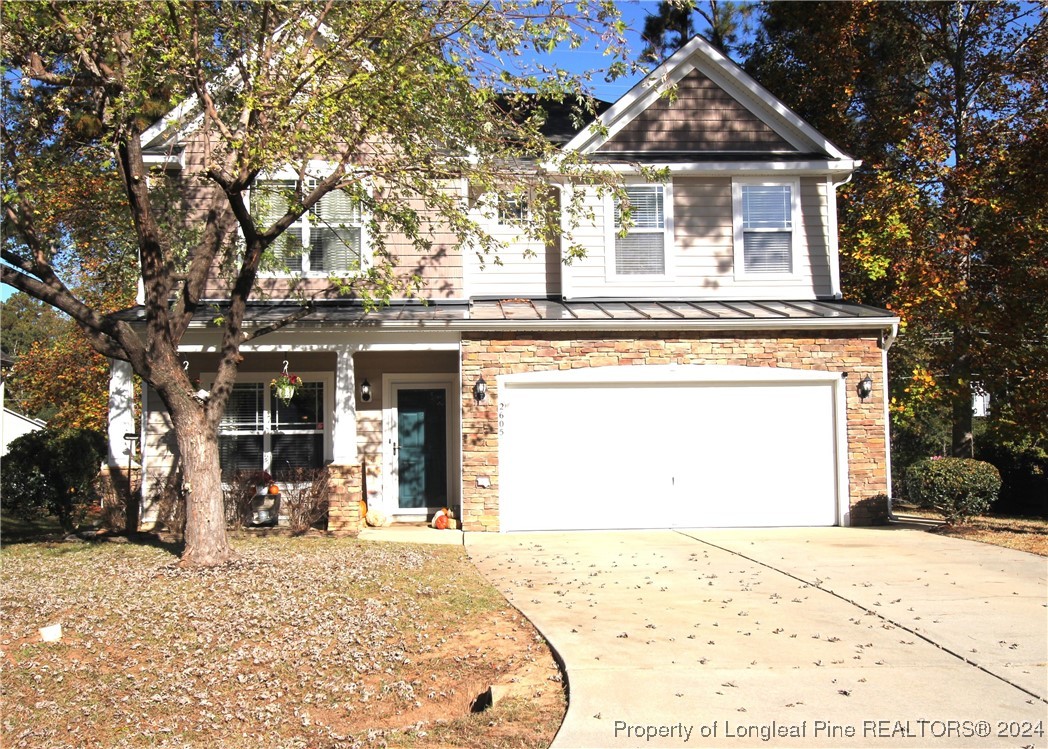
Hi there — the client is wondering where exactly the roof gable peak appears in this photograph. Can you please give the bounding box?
[565,35,851,162]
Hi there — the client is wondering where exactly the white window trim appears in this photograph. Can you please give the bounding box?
[605,181,675,282]
[732,177,801,281]
[494,190,533,227]
[249,165,372,278]
[380,372,460,519]
[208,371,335,474]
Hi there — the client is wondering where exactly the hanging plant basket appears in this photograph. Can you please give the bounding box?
[272,361,302,405]
[274,381,297,404]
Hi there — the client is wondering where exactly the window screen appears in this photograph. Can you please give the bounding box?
[497,194,529,225]
[311,188,362,272]
[741,184,793,274]
[217,380,325,478]
[614,186,665,275]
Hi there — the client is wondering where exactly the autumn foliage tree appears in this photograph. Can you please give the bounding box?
[2,125,139,431]
[1,2,631,566]
[747,1,1048,460]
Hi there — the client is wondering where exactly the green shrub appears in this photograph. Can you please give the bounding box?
[1,427,106,531]
[904,457,1002,525]
[976,438,1047,518]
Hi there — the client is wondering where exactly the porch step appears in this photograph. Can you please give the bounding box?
[359,524,465,546]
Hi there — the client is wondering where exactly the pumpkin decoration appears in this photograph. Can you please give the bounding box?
[431,507,452,530]
[268,483,280,495]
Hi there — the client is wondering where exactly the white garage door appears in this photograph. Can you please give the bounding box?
[498,366,845,532]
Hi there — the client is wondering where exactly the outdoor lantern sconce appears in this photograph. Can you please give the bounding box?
[473,375,488,402]
[857,374,874,402]
[359,379,372,403]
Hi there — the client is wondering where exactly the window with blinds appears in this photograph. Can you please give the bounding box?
[613,186,666,275]
[218,381,325,478]
[740,184,793,274]
[252,180,363,274]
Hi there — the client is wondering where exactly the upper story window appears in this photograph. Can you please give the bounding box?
[612,185,671,276]
[733,179,799,277]
[496,193,531,226]
[252,180,365,275]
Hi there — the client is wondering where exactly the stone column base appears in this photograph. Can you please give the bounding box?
[327,464,363,534]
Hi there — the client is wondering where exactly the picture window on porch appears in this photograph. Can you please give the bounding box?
[613,185,667,275]
[252,180,365,275]
[218,381,325,479]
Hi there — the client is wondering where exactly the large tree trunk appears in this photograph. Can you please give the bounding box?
[950,332,975,458]
[163,387,233,567]
[951,389,975,458]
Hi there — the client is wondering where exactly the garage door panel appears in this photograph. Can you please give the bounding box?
[499,371,841,532]
[500,385,673,532]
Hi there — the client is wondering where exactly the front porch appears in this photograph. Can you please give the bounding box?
[113,331,465,534]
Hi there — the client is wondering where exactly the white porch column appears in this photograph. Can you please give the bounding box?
[332,346,360,464]
[107,358,138,467]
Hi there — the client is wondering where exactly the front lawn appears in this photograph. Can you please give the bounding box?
[0,536,565,748]
[893,505,1048,556]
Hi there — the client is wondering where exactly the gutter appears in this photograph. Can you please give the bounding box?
[175,313,901,335]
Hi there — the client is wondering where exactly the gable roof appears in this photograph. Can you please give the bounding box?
[564,35,855,167]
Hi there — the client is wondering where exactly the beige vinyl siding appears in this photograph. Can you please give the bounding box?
[465,188,563,298]
[799,177,833,296]
[598,70,795,154]
[673,177,734,283]
[141,385,176,523]
[465,236,560,298]
[174,129,466,300]
[564,177,834,300]
[464,187,564,298]
[560,186,610,298]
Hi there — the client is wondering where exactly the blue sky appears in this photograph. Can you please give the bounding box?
[544,0,674,102]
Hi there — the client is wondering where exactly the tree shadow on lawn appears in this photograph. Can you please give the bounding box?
[0,515,184,558]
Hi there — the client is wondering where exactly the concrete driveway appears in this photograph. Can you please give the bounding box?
[467,527,1047,749]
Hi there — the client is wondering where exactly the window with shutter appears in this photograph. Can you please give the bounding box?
[252,179,365,275]
[613,185,667,276]
[733,180,799,278]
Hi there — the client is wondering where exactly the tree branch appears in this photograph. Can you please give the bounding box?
[240,301,317,344]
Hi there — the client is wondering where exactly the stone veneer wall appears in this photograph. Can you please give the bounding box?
[327,464,363,534]
[460,330,888,532]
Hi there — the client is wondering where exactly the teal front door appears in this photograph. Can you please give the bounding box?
[396,388,448,510]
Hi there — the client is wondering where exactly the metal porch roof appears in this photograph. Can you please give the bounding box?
[119,298,897,333]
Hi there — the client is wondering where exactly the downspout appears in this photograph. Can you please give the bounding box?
[827,171,855,301]
[880,323,899,519]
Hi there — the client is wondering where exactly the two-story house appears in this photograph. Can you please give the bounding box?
[116,35,898,533]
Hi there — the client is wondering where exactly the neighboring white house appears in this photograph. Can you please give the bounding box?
[1,408,46,455]
[1,370,45,455]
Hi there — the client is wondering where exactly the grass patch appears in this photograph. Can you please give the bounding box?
[894,505,1047,556]
[1,535,565,748]
[0,511,65,543]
